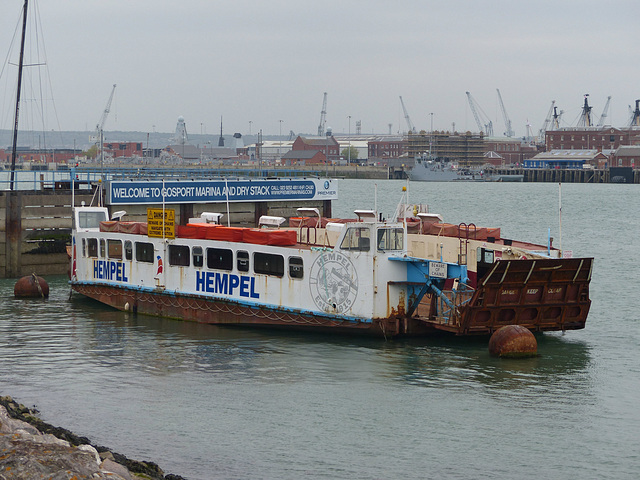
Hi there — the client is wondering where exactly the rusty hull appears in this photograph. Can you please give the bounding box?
[71,282,433,337]
[416,257,593,335]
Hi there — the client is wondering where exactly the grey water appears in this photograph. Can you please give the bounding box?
[0,180,638,479]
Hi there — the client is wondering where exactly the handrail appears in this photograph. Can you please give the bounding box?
[0,166,323,191]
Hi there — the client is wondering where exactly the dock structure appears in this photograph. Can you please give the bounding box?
[1,172,337,278]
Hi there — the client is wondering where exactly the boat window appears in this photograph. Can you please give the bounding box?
[87,238,98,258]
[82,238,86,257]
[254,252,284,277]
[108,239,123,259]
[193,246,203,268]
[169,245,190,267]
[237,250,249,272]
[77,210,107,229]
[99,239,106,258]
[135,242,155,263]
[377,228,404,251]
[289,256,304,279]
[124,241,132,260]
[340,227,370,252]
[207,248,233,271]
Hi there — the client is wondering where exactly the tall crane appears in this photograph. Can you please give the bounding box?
[399,96,415,134]
[96,84,116,136]
[317,92,327,136]
[465,91,493,136]
[496,89,514,137]
[552,105,564,130]
[538,100,556,143]
[597,95,612,126]
[95,84,116,170]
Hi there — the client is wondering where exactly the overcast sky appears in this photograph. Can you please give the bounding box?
[1,0,639,141]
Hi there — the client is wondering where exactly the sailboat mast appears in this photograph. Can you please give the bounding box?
[10,0,28,191]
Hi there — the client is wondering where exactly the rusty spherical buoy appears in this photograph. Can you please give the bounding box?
[14,274,49,299]
[488,325,537,358]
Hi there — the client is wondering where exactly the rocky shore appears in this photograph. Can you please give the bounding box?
[0,396,187,480]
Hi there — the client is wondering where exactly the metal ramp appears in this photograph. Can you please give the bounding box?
[388,256,471,325]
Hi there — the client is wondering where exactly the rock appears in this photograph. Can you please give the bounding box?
[0,405,131,479]
[102,457,134,480]
[0,396,187,480]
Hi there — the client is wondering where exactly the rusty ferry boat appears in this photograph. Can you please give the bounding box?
[69,180,592,338]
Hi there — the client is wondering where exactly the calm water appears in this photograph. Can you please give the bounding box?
[0,180,638,480]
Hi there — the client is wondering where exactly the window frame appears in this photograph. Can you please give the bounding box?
[289,256,304,279]
[207,247,233,271]
[169,244,190,267]
[135,242,155,263]
[254,252,285,277]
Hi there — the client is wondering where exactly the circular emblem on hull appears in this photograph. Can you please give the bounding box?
[309,251,358,313]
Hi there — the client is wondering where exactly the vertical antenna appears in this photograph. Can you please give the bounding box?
[558,182,563,254]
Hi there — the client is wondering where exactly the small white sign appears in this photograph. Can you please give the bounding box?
[562,250,573,258]
[429,262,447,279]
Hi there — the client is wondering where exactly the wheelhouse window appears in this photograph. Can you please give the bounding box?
[237,250,249,272]
[207,247,233,271]
[124,241,132,260]
[377,228,404,251]
[108,239,122,259]
[77,211,107,229]
[193,246,203,268]
[99,239,106,258]
[87,238,98,258]
[254,252,284,277]
[169,245,190,266]
[340,227,370,251]
[135,242,155,263]
[289,256,304,279]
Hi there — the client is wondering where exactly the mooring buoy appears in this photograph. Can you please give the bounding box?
[14,273,49,299]
[488,325,537,358]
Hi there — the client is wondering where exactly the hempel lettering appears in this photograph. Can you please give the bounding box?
[195,271,259,299]
[93,260,128,282]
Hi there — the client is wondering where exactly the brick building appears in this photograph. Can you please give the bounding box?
[292,135,340,162]
[611,145,640,168]
[545,127,640,151]
[484,138,539,166]
[281,149,326,165]
[367,136,406,165]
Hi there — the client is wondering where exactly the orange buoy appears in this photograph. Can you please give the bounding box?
[488,325,537,358]
[14,274,49,299]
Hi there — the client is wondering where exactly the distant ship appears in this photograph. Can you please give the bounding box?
[408,156,523,182]
[408,156,475,182]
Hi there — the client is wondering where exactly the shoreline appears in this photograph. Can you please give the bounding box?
[0,395,187,480]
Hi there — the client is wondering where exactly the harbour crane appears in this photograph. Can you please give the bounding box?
[538,100,556,144]
[552,105,564,130]
[496,89,514,137]
[399,96,416,134]
[465,91,493,136]
[96,84,116,134]
[95,84,116,169]
[317,92,327,136]
[597,96,612,126]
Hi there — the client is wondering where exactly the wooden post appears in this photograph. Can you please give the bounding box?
[5,191,22,278]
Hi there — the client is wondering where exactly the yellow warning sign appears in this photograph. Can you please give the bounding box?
[147,208,175,238]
